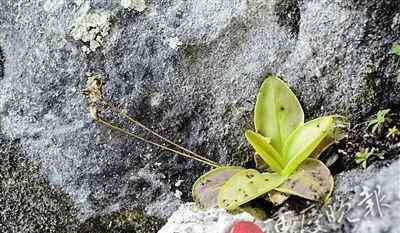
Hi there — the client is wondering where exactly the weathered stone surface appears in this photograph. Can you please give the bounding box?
[0,0,399,228]
[282,1,400,119]
[339,160,400,233]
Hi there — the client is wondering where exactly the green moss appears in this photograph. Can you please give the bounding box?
[354,65,379,112]
[183,44,200,64]
[0,134,78,233]
[364,66,379,98]
[78,209,165,233]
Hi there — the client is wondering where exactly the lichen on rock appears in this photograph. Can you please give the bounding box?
[70,6,111,53]
[120,0,146,12]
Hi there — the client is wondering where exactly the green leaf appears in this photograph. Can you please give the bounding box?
[354,148,384,169]
[310,116,348,159]
[267,115,345,204]
[367,109,390,134]
[254,76,304,152]
[390,42,400,57]
[192,166,244,209]
[218,169,286,211]
[245,130,284,173]
[362,160,367,169]
[282,116,334,176]
[274,159,334,202]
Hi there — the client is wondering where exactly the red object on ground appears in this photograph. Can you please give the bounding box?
[229,221,264,233]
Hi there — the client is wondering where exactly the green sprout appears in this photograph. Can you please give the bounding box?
[390,42,400,57]
[367,109,390,134]
[355,148,384,169]
[386,126,400,139]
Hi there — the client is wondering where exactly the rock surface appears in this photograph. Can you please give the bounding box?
[0,0,399,231]
[341,160,400,233]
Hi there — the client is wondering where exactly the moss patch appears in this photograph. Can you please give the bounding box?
[0,134,77,233]
[79,209,165,233]
[182,44,200,64]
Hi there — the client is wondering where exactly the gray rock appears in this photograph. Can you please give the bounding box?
[338,160,400,233]
[0,0,399,226]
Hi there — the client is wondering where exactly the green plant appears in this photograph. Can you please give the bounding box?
[193,76,347,212]
[390,42,400,83]
[387,126,400,139]
[367,109,390,134]
[355,148,384,169]
[83,75,347,217]
[390,42,400,57]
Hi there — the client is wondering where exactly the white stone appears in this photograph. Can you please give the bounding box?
[158,203,271,233]
[167,37,183,50]
[121,0,147,12]
[174,179,184,187]
[174,190,182,199]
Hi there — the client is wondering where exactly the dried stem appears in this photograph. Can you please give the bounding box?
[96,117,221,168]
[101,100,221,167]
